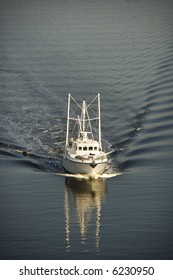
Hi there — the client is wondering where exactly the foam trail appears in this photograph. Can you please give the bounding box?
[56,172,122,180]
[99,173,122,179]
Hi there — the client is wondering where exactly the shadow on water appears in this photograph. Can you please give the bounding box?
[64,177,107,255]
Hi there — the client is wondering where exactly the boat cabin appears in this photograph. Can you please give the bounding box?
[68,137,101,156]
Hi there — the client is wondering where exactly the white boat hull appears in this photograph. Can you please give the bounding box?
[63,155,107,175]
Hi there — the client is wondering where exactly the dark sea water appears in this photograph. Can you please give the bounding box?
[0,0,173,260]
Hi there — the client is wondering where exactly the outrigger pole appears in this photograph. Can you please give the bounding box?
[66,93,71,146]
[98,93,102,149]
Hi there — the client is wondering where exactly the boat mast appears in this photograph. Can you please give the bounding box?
[82,97,86,132]
[66,93,71,147]
[98,93,102,149]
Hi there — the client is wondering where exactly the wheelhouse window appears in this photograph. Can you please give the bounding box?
[94,147,97,151]
[83,146,87,151]
[89,146,93,151]
[79,147,82,151]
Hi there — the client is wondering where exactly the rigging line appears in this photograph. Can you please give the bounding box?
[70,95,82,110]
[86,106,94,140]
[69,106,80,119]
[86,94,98,109]
[88,106,98,118]
[72,121,77,134]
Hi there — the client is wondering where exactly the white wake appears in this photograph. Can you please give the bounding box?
[56,172,122,180]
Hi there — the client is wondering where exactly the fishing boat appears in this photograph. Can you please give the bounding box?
[63,93,108,176]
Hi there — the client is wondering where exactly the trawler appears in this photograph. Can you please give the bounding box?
[63,94,107,176]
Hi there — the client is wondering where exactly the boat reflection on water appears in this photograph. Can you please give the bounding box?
[64,177,107,254]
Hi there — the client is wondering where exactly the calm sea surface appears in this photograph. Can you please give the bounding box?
[0,0,173,260]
